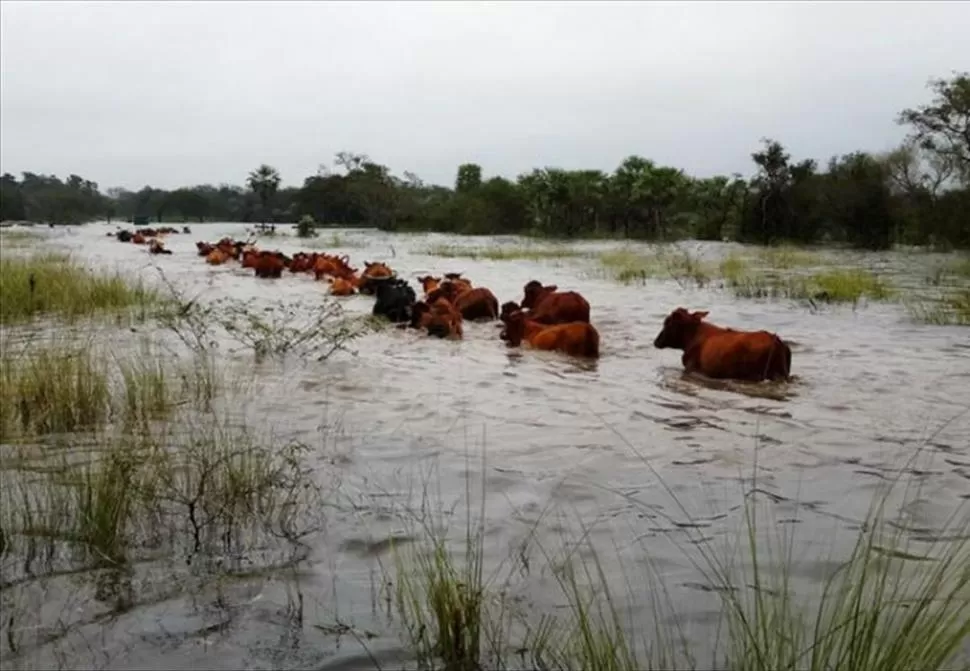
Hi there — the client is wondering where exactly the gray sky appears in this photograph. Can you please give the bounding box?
[2,1,968,191]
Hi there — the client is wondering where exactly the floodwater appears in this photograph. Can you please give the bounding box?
[2,222,969,670]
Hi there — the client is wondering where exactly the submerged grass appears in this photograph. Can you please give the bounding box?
[726,268,894,303]
[0,252,161,325]
[418,243,584,261]
[598,247,713,287]
[907,288,970,326]
[306,231,369,249]
[756,245,824,269]
[947,256,970,278]
[0,228,43,248]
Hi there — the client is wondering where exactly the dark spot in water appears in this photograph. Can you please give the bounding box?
[681,581,735,594]
[672,457,715,466]
[339,535,415,558]
[854,469,890,480]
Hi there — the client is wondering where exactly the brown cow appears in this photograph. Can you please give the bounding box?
[500,300,521,324]
[518,281,591,324]
[196,241,214,256]
[148,239,172,255]
[502,308,600,359]
[653,307,791,382]
[363,261,393,278]
[407,301,433,330]
[426,282,498,322]
[359,261,395,295]
[443,272,472,292]
[314,254,357,281]
[425,297,463,339]
[328,276,356,296]
[453,287,499,321]
[206,248,231,265]
[253,252,286,278]
[289,252,315,273]
[417,275,441,296]
[241,249,261,269]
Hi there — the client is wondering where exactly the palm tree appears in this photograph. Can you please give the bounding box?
[247,164,281,224]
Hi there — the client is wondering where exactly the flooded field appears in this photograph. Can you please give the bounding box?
[2,221,968,670]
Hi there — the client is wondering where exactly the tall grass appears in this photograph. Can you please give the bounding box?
[0,252,160,325]
[0,336,183,441]
[0,338,112,438]
[382,433,970,671]
[698,452,970,671]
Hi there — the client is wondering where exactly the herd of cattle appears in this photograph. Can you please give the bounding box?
[109,228,793,382]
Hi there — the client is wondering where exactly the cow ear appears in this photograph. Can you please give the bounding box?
[547,285,558,292]
[693,310,709,320]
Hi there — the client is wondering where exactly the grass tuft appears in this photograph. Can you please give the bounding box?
[0,252,161,325]
[0,338,112,438]
[725,268,893,303]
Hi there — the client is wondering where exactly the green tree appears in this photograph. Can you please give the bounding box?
[247,164,282,224]
[455,163,483,193]
[898,71,970,183]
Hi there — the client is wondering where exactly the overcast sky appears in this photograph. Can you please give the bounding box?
[1,1,967,191]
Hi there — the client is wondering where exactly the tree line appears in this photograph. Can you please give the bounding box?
[2,72,967,250]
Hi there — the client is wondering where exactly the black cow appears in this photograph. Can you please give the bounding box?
[373,278,416,323]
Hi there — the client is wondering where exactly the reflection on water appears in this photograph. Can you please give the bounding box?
[2,222,968,669]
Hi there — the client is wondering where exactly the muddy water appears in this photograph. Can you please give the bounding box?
[5,222,970,669]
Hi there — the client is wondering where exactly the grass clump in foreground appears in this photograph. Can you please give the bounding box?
[0,336,185,441]
[704,448,970,671]
[382,435,970,670]
[418,243,584,261]
[0,252,161,325]
[0,336,326,661]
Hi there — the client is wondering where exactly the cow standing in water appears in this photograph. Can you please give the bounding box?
[653,307,791,382]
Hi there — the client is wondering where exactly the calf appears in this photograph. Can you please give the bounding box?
[425,297,463,339]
